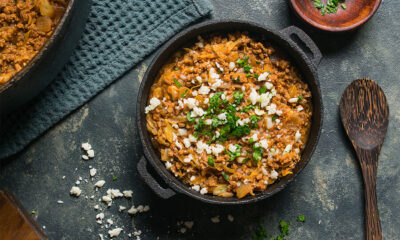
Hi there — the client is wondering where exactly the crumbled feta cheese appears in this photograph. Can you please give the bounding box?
[228,144,237,153]
[190,176,196,181]
[295,148,300,154]
[108,228,123,238]
[183,138,191,148]
[192,90,198,96]
[123,190,133,198]
[221,93,226,100]
[107,189,124,198]
[259,139,269,150]
[205,119,212,125]
[90,168,97,177]
[191,106,205,117]
[183,98,198,109]
[57,200,64,204]
[211,144,224,156]
[180,227,187,233]
[119,206,127,212]
[266,103,277,115]
[172,124,179,129]
[255,108,265,116]
[87,149,95,158]
[82,142,92,151]
[270,170,279,179]
[249,89,260,105]
[99,234,104,240]
[82,155,89,160]
[102,196,112,205]
[196,141,211,154]
[211,78,223,90]
[94,205,100,210]
[165,161,172,169]
[183,154,193,163]
[180,74,187,80]
[143,205,150,212]
[295,131,301,142]
[107,219,114,225]
[96,213,105,220]
[227,215,234,222]
[191,185,200,191]
[258,72,270,81]
[209,67,220,80]
[210,216,220,223]
[200,187,208,195]
[70,186,82,197]
[133,230,142,236]
[283,144,292,154]
[175,140,183,149]
[75,180,80,185]
[178,128,188,136]
[261,167,269,175]
[145,97,161,114]
[251,133,258,142]
[242,118,250,124]
[297,106,304,112]
[127,206,138,215]
[196,76,202,83]
[204,98,209,104]
[188,135,197,142]
[217,113,227,122]
[95,180,105,188]
[288,98,298,103]
[229,62,236,70]
[259,93,272,108]
[215,131,220,138]
[276,110,282,116]
[236,119,244,126]
[265,82,273,89]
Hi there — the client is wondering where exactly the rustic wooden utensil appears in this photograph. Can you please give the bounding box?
[340,79,388,240]
[0,189,48,240]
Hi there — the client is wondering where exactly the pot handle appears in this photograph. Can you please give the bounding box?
[137,156,176,199]
[280,26,322,67]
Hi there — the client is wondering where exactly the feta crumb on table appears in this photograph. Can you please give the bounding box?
[227,214,234,222]
[90,168,97,177]
[108,228,123,238]
[210,215,220,223]
[94,180,105,188]
[70,186,82,197]
[57,200,64,204]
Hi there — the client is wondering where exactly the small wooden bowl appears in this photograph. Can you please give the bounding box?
[290,0,382,32]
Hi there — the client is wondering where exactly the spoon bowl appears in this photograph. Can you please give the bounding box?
[340,78,389,240]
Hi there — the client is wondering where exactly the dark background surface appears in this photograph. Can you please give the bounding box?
[1,0,399,239]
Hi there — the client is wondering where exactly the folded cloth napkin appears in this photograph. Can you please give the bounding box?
[0,0,212,159]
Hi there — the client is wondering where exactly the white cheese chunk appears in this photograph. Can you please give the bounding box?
[145,97,161,114]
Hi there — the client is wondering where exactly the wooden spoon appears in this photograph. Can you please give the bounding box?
[340,79,389,240]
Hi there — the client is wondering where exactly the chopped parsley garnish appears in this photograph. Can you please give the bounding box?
[233,91,244,105]
[226,144,242,161]
[253,73,259,79]
[237,55,252,72]
[259,86,267,94]
[113,176,118,181]
[253,145,263,163]
[297,215,306,222]
[240,104,255,113]
[173,78,182,87]
[231,76,240,82]
[250,115,260,127]
[279,221,290,237]
[174,67,179,71]
[252,223,268,240]
[313,0,346,16]
[246,73,252,77]
[248,138,254,144]
[256,61,261,64]
[222,172,229,181]
[297,95,303,102]
[181,89,188,98]
[31,210,36,215]
[208,156,215,167]
[272,116,278,121]
[187,112,196,122]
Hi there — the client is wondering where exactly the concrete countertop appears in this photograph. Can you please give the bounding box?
[1,0,399,239]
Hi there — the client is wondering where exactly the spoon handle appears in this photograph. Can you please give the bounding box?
[356,148,383,240]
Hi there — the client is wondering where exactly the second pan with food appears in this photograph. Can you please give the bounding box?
[137,20,323,204]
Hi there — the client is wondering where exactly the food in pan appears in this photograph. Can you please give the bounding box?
[145,32,312,198]
[0,0,68,84]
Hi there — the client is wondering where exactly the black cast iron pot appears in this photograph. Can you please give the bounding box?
[137,20,323,205]
[0,0,91,114]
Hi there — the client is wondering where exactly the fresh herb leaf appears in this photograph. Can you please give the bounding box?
[174,78,182,88]
[253,73,259,79]
[193,131,199,138]
[272,116,278,121]
[187,112,196,122]
[252,223,268,240]
[246,73,252,77]
[259,86,267,94]
[248,138,254,144]
[341,3,346,9]
[253,145,263,163]
[279,221,290,237]
[226,144,242,161]
[237,55,252,72]
[174,67,179,71]
[297,95,303,102]
[222,172,229,181]
[113,176,118,181]
[208,156,215,167]
[297,215,306,222]
[31,210,36,215]
[240,105,255,113]
[233,91,245,105]
[181,89,188,98]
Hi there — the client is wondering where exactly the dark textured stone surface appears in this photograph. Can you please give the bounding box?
[0,0,399,239]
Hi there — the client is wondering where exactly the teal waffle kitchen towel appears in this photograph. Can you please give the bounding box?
[0,0,212,159]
